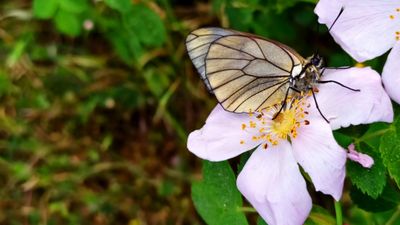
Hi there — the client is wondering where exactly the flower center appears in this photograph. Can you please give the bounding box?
[271,108,297,139]
[240,98,310,147]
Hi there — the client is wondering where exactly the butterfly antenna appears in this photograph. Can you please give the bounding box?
[311,89,329,123]
[318,80,360,92]
[328,7,345,32]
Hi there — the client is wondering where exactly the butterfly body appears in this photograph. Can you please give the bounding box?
[290,55,324,92]
[186,27,324,113]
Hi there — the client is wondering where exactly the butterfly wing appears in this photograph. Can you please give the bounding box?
[186,27,304,113]
[186,28,240,92]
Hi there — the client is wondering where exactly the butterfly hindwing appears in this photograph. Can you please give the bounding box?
[186,27,305,113]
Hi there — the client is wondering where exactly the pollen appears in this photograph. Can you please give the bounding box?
[240,140,245,144]
[355,63,365,68]
[241,98,308,146]
[397,8,400,12]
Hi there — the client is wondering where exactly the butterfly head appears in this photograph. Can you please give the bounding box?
[309,54,324,70]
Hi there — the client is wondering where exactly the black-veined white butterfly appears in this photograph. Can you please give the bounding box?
[185,7,361,123]
[186,24,357,122]
[186,28,324,113]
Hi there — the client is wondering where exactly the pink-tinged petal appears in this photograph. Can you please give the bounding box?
[291,117,346,200]
[315,0,399,62]
[313,67,393,130]
[187,104,262,161]
[383,42,400,104]
[347,144,374,168]
[314,0,344,25]
[237,142,312,225]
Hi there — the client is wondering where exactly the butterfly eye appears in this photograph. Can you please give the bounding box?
[311,55,324,68]
[311,57,319,65]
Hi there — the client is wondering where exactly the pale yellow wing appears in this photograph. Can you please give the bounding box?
[186,28,244,92]
[186,27,304,113]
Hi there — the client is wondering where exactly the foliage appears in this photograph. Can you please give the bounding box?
[0,0,399,224]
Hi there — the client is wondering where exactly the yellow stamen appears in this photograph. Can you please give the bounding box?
[390,15,395,19]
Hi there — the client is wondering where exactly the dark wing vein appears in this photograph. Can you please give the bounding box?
[250,37,291,73]
[207,68,289,78]
[213,42,259,59]
[254,81,290,111]
[232,79,289,111]
[276,44,295,72]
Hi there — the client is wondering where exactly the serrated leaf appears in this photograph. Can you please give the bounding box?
[192,161,248,225]
[104,0,132,12]
[380,118,400,188]
[124,4,166,47]
[33,0,58,19]
[350,185,398,212]
[347,143,386,198]
[54,10,82,37]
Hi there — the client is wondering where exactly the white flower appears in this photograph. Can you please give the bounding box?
[187,67,392,225]
[315,0,400,104]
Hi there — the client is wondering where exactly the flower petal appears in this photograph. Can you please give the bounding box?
[315,0,399,62]
[187,104,262,161]
[312,67,393,130]
[237,142,312,225]
[347,144,374,168]
[383,42,400,105]
[291,117,346,200]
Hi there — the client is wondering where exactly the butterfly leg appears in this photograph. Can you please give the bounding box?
[311,89,330,123]
[272,87,300,120]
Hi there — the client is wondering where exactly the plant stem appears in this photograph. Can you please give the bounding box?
[386,206,400,225]
[334,200,343,225]
[238,206,257,213]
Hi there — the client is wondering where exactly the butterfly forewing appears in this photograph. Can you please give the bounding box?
[186,28,242,92]
[186,27,305,113]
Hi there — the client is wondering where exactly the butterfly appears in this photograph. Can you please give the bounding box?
[186,27,326,116]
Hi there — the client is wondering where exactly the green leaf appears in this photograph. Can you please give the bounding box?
[192,161,248,225]
[305,205,336,225]
[237,151,252,174]
[360,122,390,150]
[144,69,170,97]
[347,143,386,198]
[332,131,352,147]
[0,72,12,97]
[124,4,166,47]
[54,10,82,37]
[350,185,398,212]
[226,7,255,31]
[104,0,132,12]
[32,0,58,19]
[58,0,89,14]
[257,217,268,225]
[380,118,400,188]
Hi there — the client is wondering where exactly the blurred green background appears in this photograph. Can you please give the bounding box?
[0,0,398,224]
